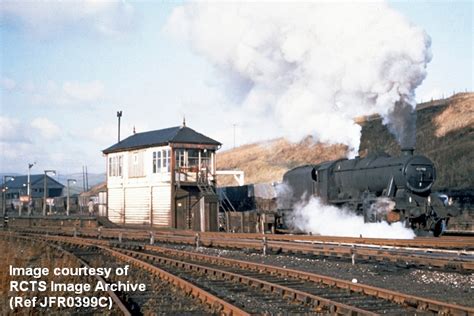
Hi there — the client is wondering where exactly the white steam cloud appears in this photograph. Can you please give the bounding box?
[165,2,431,154]
[291,197,416,239]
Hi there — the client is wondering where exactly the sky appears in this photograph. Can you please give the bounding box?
[0,0,472,176]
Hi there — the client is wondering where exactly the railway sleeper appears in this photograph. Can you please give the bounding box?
[197,276,315,314]
[282,291,296,301]
[339,297,401,309]
[295,293,312,304]
[313,290,364,300]
[29,235,474,315]
[444,262,463,270]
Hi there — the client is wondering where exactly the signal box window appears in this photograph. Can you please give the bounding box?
[152,149,171,173]
[108,155,123,177]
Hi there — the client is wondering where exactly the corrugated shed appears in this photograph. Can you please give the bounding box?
[108,185,172,226]
[4,174,65,190]
[108,188,124,224]
[152,185,171,226]
[125,187,150,225]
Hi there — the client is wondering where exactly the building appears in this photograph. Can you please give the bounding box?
[1,174,65,214]
[79,182,107,216]
[2,174,64,200]
[102,124,221,231]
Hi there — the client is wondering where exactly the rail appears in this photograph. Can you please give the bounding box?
[141,243,474,315]
[9,226,474,272]
[14,233,474,315]
[3,232,248,316]
[0,233,131,316]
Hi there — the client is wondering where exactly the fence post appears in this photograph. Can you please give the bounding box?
[149,231,154,245]
[195,233,200,249]
[351,245,356,266]
[262,236,267,256]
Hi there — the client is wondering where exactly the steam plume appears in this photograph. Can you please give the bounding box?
[291,197,415,239]
[385,101,417,148]
[165,2,431,153]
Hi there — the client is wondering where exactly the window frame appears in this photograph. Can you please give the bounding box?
[152,148,171,174]
[108,154,123,178]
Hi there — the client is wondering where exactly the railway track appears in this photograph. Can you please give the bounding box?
[8,225,474,250]
[1,234,130,315]
[1,233,245,315]
[150,230,474,251]
[61,243,245,315]
[11,226,474,272]
[11,233,474,315]
[135,243,473,315]
[30,235,378,315]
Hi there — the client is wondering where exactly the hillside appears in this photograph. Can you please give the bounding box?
[216,92,474,189]
[359,93,473,190]
[216,138,347,186]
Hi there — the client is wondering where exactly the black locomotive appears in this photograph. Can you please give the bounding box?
[283,148,459,236]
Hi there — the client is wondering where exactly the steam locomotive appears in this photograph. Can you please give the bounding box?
[283,148,459,236]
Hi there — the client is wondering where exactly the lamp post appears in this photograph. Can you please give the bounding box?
[27,162,35,215]
[66,179,76,216]
[117,110,122,143]
[43,170,56,216]
[19,184,26,216]
[2,175,15,217]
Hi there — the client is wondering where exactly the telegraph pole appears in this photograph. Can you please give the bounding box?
[82,166,86,192]
[85,165,89,191]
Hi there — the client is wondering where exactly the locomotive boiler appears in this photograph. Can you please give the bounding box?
[283,148,459,236]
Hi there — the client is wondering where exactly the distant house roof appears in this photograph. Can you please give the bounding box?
[103,126,221,154]
[79,182,106,197]
[3,174,64,190]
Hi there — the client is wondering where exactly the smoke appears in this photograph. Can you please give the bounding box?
[274,182,293,209]
[291,197,415,239]
[368,197,397,220]
[165,2,431,154]
[385,101,417,148]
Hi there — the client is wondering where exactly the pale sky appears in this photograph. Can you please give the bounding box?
[1,0,472,175]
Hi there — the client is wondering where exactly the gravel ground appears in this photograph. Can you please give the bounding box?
[79,246,217,315]
[0,237,122,316]
[162,243,474,308]
[1,236,217,315]
[137,251,319,315]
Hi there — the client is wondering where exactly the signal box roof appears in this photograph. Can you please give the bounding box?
[103,126,221,154]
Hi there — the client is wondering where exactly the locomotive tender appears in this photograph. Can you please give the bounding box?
[283,148,459,236]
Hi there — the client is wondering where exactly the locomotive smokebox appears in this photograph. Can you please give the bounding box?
[401,148,414,156]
